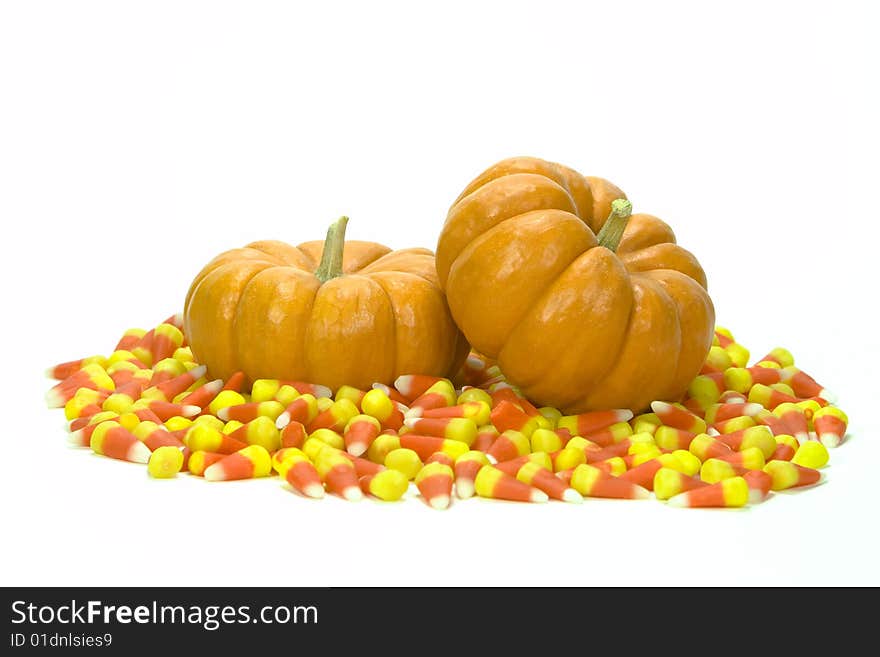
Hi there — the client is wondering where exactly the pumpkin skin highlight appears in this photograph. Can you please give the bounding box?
[185,224,469,392]
[436,156,714,413]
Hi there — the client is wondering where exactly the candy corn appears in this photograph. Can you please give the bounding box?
[398,434,470,462]
[489,400,540,438]
[653,468,708,501]
[471,425,498,452]
[653,426,697,451]
[43,321,848,513]
[280,421,307,449]
[188,450,226,476]
[360,389,405,430]
[748,384,799,410]
[415,462,455,509]
[403,417,477,445]
[700,458,748,484]
[184,423,248,454]
[486,430,530,463]
[474,466,548,503]
[571,464,650,500]
[406,380,457,415]
[714,425,776,459]
[90,420,152,463]
[515,462,581,503]
[281,455,325,499]
[204,445,272,481]
[704,402,762,425]
[370,382,410,405]
[343,414,381,456]
[650,401,707,434]
[276,394,319,429]
[743,470,773,503]
[667,477,749,508]
[689,434,733,461]
[495,452,553,476]
[147,446,184,478]
[417,401,491,426]
[791,441,829,469]
[812,407,848,448]
[454,451,490,499]
[360,469,408,502]
[394,375,448,403]
[557,409,633,437]
[779,367,834,400]
[217,400,285,423]
[314,449,362,500]
[385,448,423,480]
[772,403,810,442]
[307,398,359,433]
[763,461,822,490]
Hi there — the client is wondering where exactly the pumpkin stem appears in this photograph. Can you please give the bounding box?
[314,216,350,283]
[595,199,633,252]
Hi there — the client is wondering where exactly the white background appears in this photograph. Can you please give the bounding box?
[1,1,878,586]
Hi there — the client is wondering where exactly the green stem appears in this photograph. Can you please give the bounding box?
[314,216,350,283]
[595,199,633,252]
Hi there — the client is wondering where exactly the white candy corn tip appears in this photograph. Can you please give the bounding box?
[530,489,549,503]
[275,412,291,429]
[795,432,810,443]
[615,408,635,422]
[188,364,207,380]
[181,405,201,418]
[455,482,475,499]
[562,488,583,504]
[304,483,325,499]
[403,408,422,419]
[346,443,367,457]
[466,355,485,369]
[666,493,689,507]
[403,417,419,428]
[742,403,764,416]
[394,374,414,393]
[313,385,332,400]
[748,490,768,505]
[216,408,231,421]
[819,433,842,448]
[67,429,84,445]
[342,486,363,502]
[633,485,652,500]
[204,379,224,393]
[650,401,672,414]
[707,427,720,436]
[203,464,223,481]
[429,494,451,510]
[45,389,65,408]
[128,442,152,464]
[44,366,59,379]
[486,454,498,465]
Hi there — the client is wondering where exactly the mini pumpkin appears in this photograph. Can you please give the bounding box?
[436,156,714,413]
[185,217,469,391]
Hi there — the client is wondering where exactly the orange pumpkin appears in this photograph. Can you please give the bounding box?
[436,156,714,413]
[185,217,468,391]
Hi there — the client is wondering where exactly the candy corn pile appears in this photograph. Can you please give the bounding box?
[45,316,849,509]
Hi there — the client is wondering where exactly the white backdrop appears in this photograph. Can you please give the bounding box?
[1,0,878,586]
